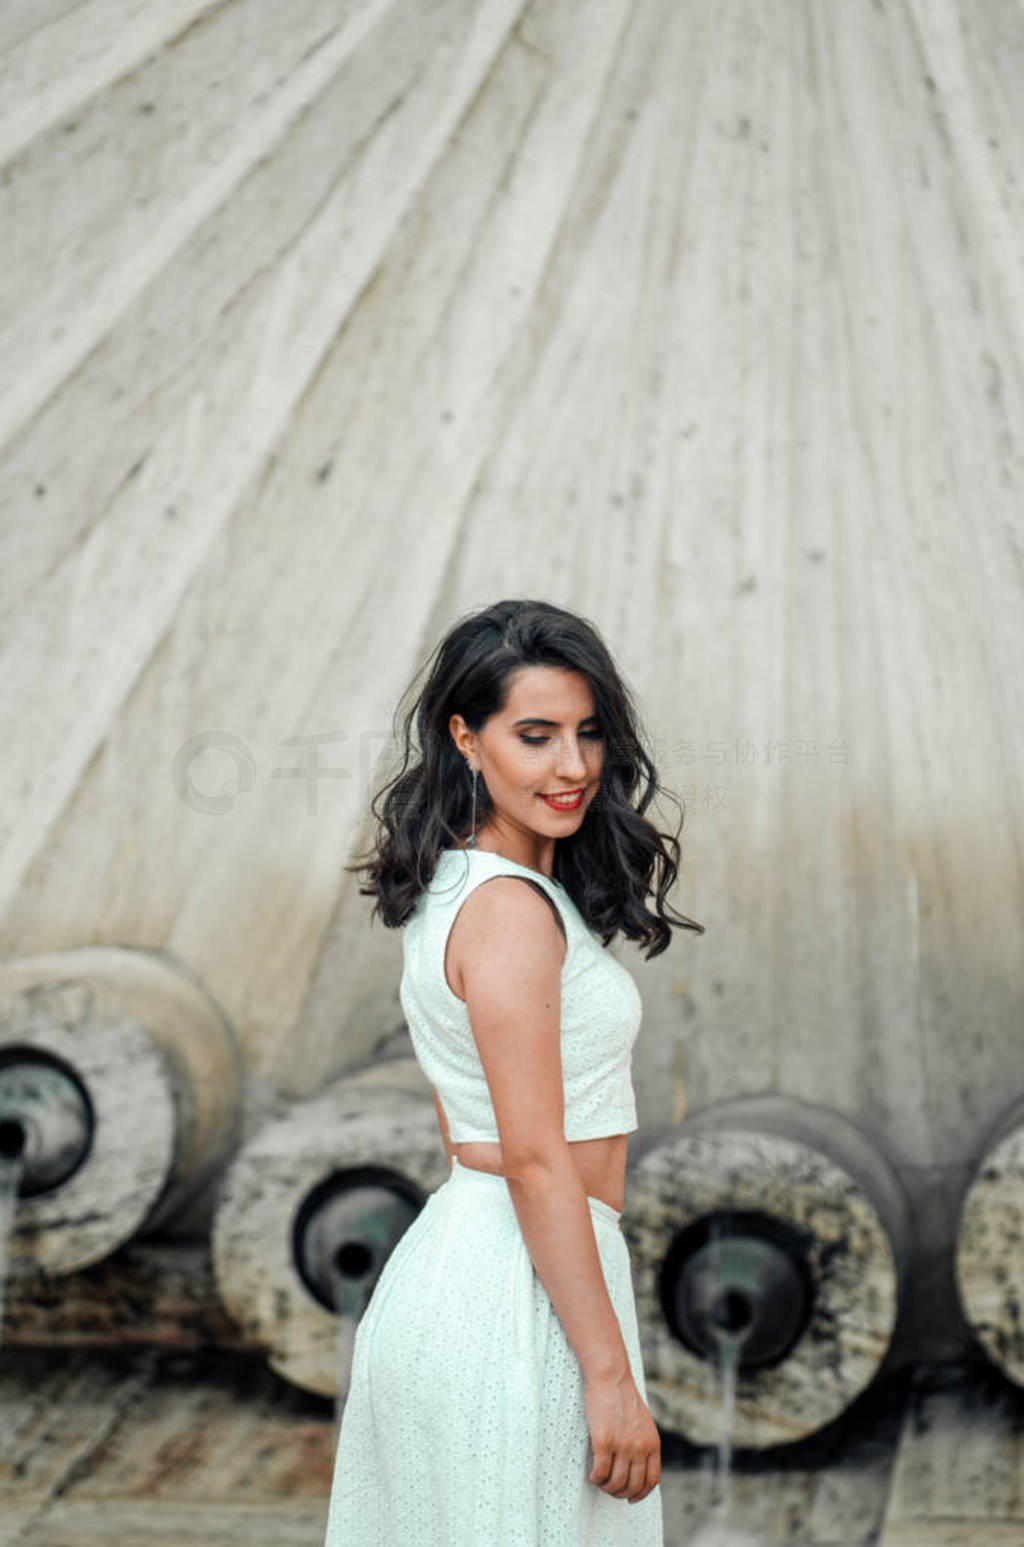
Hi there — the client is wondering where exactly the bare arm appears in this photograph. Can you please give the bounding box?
[452,876,660,1504]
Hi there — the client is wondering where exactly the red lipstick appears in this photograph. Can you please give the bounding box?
[539,790,584,812]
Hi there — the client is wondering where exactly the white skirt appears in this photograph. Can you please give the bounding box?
[324,1155,664,1546]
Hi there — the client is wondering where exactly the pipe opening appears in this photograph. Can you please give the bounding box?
[0,1117,26,1159]
[710,1287,755,1334]
[659,1209,815,1372]
[334,1240,374,1280]
[0,1045,94,1197]
[293,1163,426,1317]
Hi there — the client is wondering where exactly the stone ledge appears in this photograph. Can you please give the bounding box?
[4,1238,254,1351]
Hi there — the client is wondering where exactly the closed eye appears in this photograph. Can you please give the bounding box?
[519,730,603,746]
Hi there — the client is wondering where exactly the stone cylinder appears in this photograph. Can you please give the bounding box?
[211,1055,448,1398]
[623,1093,913,1448]
[954,1092,1024,1384]
[0,946,241,1277]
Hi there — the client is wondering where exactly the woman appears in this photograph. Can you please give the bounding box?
[324,598,704,1545]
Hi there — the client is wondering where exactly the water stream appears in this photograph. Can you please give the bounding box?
[332,1302,359,1456]
[295,1176,419,1450]
[688,1321,767,1547]
[687,1216,770,1547]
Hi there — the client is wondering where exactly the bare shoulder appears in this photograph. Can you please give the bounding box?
[446,875,567,999]
[454,873,566,943]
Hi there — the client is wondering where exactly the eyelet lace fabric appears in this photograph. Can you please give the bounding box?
[324,1159,664,1545]
[399,848,642,1143]
[324,848,663,1544]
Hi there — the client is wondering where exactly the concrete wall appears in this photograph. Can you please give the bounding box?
[1,0,1021,1344]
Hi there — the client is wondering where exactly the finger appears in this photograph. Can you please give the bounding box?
[624,1455,650,1503]
[603,1447,634,1497]
[588,1442,614,1487]
[628,1453,655,1503]
[602,1451,633,1498]
[625,1453,649,1503]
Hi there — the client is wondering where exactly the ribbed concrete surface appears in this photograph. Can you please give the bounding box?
[0,0,1021,1371]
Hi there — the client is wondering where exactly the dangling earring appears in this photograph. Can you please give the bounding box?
[466,760,479,848]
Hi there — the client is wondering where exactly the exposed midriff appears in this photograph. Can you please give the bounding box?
[452,1132,628,1214]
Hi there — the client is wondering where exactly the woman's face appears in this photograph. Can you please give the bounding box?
[450,665,604,844]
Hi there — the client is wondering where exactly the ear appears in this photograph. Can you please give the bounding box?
[448,713,474,763]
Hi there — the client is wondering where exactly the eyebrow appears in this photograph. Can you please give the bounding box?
[511,715,600,728]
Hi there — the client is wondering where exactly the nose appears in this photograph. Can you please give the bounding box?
[553,735,589,780]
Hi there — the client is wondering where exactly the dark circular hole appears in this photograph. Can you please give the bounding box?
[334,1241,374,1279]
[710,1287,754,1333]
[293,1163,426,1315]
[0,1118,25,1159]
[658,1209,816,1372]
[0,1045,95,1196]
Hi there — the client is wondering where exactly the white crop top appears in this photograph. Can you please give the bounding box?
[399,847,641,1143]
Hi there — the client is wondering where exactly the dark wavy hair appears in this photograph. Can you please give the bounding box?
[346,598,705,958]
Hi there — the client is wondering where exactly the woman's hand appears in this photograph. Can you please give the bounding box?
[584,1370,661,1503]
